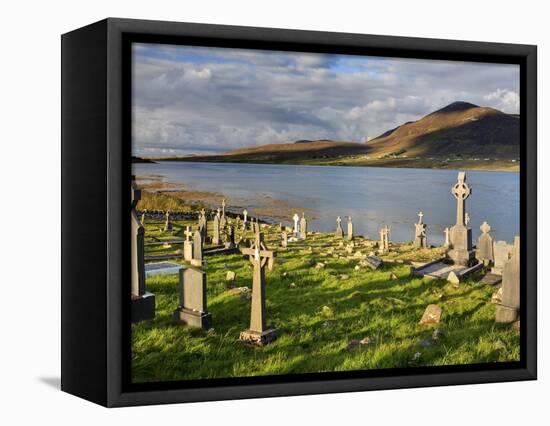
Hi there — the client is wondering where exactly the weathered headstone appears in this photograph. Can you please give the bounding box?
[413,211,428,248]
[173,267,212,329]
[221,198,226,217]
[163,210,172,231]
[335,216,344,238]
[443,227,450,248]
[364,255,383,270]
[419,304,442,325]
[198,208,208,242]
[299,213,308,240]
[293,213,300,235]
[225,225,236,249]
[131,181,155,322]
[243,209,248,227]
[191,230,203,266]
[140,209,146,226]
[239,232,277,345]
[447,172,475,265]
[281,231,288,248]
[477,221,494,265]
[379,225,390,253]
[347,216,353,241]
[496,236,520,323]
[183,226,194,261]
[491,240,513,275]
[212,214,221,245]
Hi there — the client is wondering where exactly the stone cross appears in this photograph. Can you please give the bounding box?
[491,240,513,275]
[413,211,427,248]
[198,208,208,242]
[243,209,248,224]
[183,226,194,261]
[192,229,203,266]
[140,209,146,226]
[131,181,155,322]
[212,214,221,245]
[477,221,494,265]
[448,172,475,266]
[495,236,520,323]
[173,267,212,329]
[293,213,300,235]
[335,216,344,238]
[299,212,307,240]
[451,171,471,227]
[221,198,226,217]
[347,216,353,241]
[239,232,277,345]
[225,225,236,249]
[164,210,172,231]
[216,207,221,218]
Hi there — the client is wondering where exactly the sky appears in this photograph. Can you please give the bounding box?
[132,43,520,157]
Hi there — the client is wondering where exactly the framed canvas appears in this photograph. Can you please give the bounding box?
[61,18,537,407]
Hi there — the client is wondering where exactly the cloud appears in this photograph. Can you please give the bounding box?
[132,44,520,156]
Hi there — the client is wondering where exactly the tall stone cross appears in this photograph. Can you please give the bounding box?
[293,213,300,234]
[417,211,424,224]
[347,216,353,241]
[451,172,471,227]
[164,210,172,231]
[216,207,221,218]
[184,225,193,242]
[183,226,194,262]
[243,209,248,224]
[335,216,344,238]
[300,212,307,240]
[239,232,277,345]
[221,198,226,217]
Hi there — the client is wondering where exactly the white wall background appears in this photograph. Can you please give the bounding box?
[0,0,546,423]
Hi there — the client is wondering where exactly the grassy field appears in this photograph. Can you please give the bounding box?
[132,215,519,383]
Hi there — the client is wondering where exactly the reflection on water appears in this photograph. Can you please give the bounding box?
[133,162,520,245]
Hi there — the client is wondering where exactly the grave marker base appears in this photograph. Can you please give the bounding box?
[173,307,212,329]
[131,292,155,323]
[239,328,277,346]
[495,304,519,323]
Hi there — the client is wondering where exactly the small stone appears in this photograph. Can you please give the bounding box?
[226,271,236,282]
[420,339,433,348]
[447,271,460,286]
[491,287,503,304]
[412,352,422,361]
[321,305,334,317]
[354,265,361,271]
[432,328,443,341]
[289,282,296,288]
[360,337,371,346]
[419,304,442,325]
[390,272,398,280]
[340,274,350,280]
[315,262,326,269]
[282,272,288,277]
[228,286,249,295]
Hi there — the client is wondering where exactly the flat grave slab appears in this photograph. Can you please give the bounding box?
[145,262,184,277]
[411,259,482,280]
[479,273,503,286]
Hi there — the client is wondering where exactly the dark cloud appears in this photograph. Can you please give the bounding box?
[132,44,520,156]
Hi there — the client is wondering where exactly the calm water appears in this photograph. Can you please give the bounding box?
[133,162,519,245]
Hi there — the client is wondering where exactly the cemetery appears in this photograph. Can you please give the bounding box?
[131,172,520,383]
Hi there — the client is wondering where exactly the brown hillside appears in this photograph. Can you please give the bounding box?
[224,140,370,159]
[367,101,520,158]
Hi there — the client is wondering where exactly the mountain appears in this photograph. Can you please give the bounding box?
[149,102,520,171]
[366,101,520,159]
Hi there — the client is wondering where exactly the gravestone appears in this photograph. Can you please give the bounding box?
[443,227,450,248]
[183,225,194,261]
[173,267,212,329]
[163,211,172,231]
[191,229,203,266]
[447,172,475,265]
[419,304,442,325]
[299,213,308,240]
[413,211,428,248]
[379,225,390,253]
[250,217,255,231]
[335,216,344,238]
[293,213,300,235]
[221,198,226,217]
[239,232,277,345]
[198,208,208,242]
[281,231,288,248]
[235,215,241,230]
[347,216,353,241]
[496,236,520,323]
[477,221,494,265]
[220,214,227,229]
[225,225,236,249]
[131,181,155,322]
[364,255,383,270]
[491,240,513,275]
[212,214,221,245]
[243,209,248,227]
[140,209,146,226]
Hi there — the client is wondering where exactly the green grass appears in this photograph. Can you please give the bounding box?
[132,219,519,383]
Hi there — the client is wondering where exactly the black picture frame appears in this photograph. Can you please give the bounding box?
[61,17,537,407]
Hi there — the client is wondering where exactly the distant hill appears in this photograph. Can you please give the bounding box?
[147,102,520,171]
[367,101,520,159]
